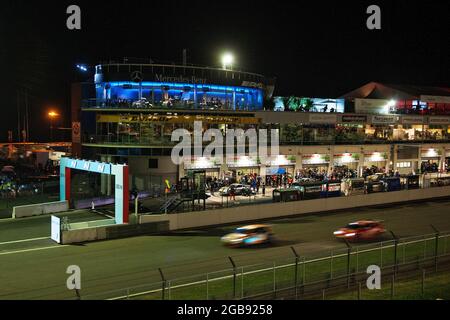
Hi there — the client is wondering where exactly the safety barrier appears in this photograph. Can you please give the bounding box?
[12,200,69,218]
[60,220,169,244]
[164,185,450,231]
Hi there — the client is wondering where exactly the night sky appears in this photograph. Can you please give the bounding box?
[1,0,449,142]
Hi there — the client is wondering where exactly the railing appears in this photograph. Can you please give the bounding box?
[72,231,450,300]
[81,132,450,146]
[97,62,269,81]
[81,98,263,112]
[82,134,175,146]
[283,136,450,145]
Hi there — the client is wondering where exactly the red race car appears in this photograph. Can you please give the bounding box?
[333,220,386,241]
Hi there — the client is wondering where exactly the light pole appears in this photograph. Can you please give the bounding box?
[48,111,59,141]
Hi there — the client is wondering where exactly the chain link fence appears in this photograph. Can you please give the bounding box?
[73,231,450,300]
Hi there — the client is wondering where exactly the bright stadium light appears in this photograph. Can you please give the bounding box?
[221,53,234,70]
[76,64,88,72]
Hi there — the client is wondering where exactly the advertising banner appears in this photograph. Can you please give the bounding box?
[364,152,388,162]
[72,122,81,143]
[302,154,330,165]
[428,116,450,125]
[333,153,360,165]
[273,97,344,113]
[309,114,337,124]
[355,98,393,114]
[184,157,221,170]
[371,115,398,124]
[339,115,368,123]
[63,158,112,175]
[401,116,424,125]
[420,95,450,104]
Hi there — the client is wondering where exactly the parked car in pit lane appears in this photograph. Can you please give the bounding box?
[333,220,386,241]
[219,183,254,196]
[221,224,274,247]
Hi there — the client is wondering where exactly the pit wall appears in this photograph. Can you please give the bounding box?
[60,220,169,244]
[139,186,450,231]
[12,200,69,218]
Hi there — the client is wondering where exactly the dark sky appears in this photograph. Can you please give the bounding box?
[1,0,449,142]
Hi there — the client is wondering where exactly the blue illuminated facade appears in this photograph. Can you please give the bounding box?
[88,63,275,111]
[96,81,263,110]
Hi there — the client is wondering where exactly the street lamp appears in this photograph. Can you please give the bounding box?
[221,53,234,70]
[48,111,59,141]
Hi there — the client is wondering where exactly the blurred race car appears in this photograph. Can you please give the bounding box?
[221,224,273,247]
[333,220,385,241]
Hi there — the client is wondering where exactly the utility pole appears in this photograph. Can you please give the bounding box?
[23,93,26,142]
[17,90,21,142]
[182,49,187,66]
[25,89,29,142]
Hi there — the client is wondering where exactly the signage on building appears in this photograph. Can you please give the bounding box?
[155,74,207,84]
[308,114,337,124]
[420,95,450,104]
[266,155,296,166]
[227,156,259,168]
[130,71,143,82]
[241,81,265,89]
[184,157,221,170]
[421,148,441,158]
[72,122,81,143]
[302,154,330,165]
[428,116,450,124]
[333,153,360,165]
[364,152,388,162]
[340,115,367,123]
[401,116,424,125]
[371,115,398,124]
[355,98,394,115]
[65,159,112,174]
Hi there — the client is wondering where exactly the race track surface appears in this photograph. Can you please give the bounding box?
[0,199,449,299]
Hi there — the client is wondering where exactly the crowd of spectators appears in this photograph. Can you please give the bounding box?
[93,97,253,111]
[421,161,439,173]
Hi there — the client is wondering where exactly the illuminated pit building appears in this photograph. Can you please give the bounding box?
[71,63,450,192]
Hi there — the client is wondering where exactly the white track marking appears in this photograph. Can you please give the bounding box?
[0,237,50,245]
[0,245,68,255]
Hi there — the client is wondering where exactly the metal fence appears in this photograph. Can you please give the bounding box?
[74,231,450,300]
[253,254,450,300]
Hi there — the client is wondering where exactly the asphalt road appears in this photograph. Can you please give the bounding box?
[0,199,449,299]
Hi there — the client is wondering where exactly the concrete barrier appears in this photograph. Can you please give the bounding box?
[13,200,69,218]
[62,227,102,244]
[60,220,169,244]
[139,214,170,224]
[166,186,450,231]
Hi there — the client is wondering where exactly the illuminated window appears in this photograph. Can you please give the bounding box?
[396,162,411,168]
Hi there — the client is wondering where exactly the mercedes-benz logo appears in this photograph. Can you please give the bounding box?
[131,71,143,82]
